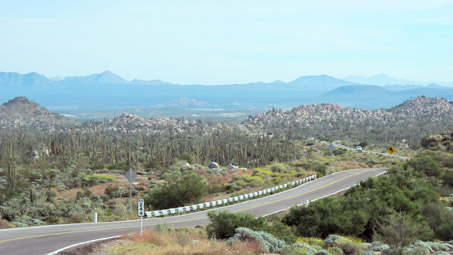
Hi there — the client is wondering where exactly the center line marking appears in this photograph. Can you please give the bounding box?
[0,170,373,244]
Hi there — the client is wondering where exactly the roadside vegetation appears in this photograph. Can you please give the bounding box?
[93,130,453,255]
[0,133,397,227]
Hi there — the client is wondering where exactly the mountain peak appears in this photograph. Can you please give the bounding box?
[91,70,127,83]
[287,75,358,90]
[3,96,37,107]
[62,71,127,84]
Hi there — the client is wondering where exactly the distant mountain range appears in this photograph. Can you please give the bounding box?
[343,74,453,87]
[1,71,453,116]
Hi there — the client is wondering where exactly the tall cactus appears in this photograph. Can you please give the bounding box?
[5,139,16,190]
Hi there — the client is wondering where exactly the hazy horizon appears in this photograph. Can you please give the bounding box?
[1,0,452,84]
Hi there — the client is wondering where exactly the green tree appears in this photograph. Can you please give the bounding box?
[145,170,207,210]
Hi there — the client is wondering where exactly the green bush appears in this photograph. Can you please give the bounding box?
[442,170,453,187]
[291,243,319,255]
[373,212,432,248]
[436,220,453,240]
[228,227,286,253]
[283,165,442,241]
[207,211,269,239]
[333,148,347,156]
[145,170,207,209]
[406,155,442,177]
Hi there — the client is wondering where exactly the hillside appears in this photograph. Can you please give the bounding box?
[0,96,71,128]
[245,96,453,148]
[103,113,220,135]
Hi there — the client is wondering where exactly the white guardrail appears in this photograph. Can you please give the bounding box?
[145,174,317,217]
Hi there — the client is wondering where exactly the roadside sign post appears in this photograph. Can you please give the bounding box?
[387,146,395,154]
[137,198,145,236]
[387,146,395,167]
[124,168,138,217]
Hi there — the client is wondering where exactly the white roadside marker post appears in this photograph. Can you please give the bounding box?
[137,198,145,236]
[94,212,97,223]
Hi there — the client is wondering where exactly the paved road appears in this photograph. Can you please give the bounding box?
[0,168,386,255]
[332,141,410,160]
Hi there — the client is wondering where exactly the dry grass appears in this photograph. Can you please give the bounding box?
[0,219,12,229]
[57,173,150,199]
[99,228,261,255]
[331,160,368,171]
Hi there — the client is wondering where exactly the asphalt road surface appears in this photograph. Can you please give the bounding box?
[0,168,386,255]
[332,141,410,160]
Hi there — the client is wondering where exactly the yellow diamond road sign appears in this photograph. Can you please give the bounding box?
[387,146,395,154]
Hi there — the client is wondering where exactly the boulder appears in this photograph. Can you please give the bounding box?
[208,162,219,169]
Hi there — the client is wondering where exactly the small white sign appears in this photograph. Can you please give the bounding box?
[137,198,145,217]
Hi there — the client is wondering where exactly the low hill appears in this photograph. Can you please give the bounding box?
[317,85,453,109]
[0,96,71,128]
[245,96,453,148]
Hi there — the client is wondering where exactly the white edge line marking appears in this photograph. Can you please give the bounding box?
[140,168,383,220]
[46,171,387,255]
[260,171,387,217]
[0,168,385,233]
[46,235,120,255]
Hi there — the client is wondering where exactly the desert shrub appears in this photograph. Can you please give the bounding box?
[406,155,442,177]
[442,170,453,187]
[406,241,434,254]
[436,220,453,240]
[290,243,318,255]
[268,220,297,244]
[421,202,453,240]
[0,219,12,229]
[328,246,345,255]
[369,241,390,252]
[297,237,325,247]
[111,201,129,220]
[66,214,84,223]
[336,238,361,255]
[145,170,207,209]
[104,186,131,199]
[424,241,453,251]
[373,212,432,248]
[324,235,341,247]
[359,251,375,255]
[333,148,347,156]
[228,227,286,253]
[11,222,27,227]
[311,162,327,176]
[207,211,269,239]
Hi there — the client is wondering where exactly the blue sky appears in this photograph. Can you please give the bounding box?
[0,0,452,84]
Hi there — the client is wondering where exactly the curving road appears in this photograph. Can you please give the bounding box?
[332,141,410,160]
[0,168,386,255]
